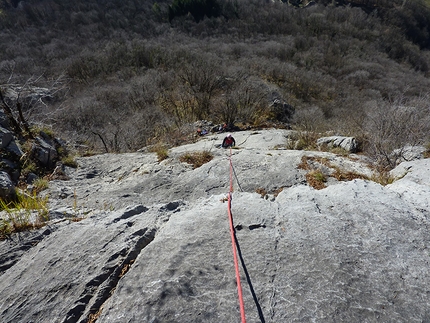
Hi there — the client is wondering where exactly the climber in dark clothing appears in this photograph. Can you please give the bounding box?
[222,133,236,148]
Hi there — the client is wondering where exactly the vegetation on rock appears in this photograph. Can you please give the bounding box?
[0,190,49,239]
[179,150,214,168]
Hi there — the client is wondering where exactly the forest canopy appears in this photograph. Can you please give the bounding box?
[0,0,429,169]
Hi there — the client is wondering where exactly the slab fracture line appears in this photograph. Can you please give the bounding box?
[63,228,157,323]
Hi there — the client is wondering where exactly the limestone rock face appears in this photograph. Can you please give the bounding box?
[0,111,8,128]
[33,136,58,167]
[98,182,430,323]
[0,119,62,188]
[317,136,358,152]
[0,126,13,148]
[0,171,15,200]
[0,129,429,323]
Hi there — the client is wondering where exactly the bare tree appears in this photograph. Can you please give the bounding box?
[214,77,269,126]
[178,57,224,120]
[0,74,67,138]
[364,94,430,170]
[158,84,196,127]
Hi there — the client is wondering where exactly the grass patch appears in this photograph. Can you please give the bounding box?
[297,156,311,170]
[331,167,369,181]
[255,187,267,197]
[149,144,169,162]
[370,171,397,186]
[256,186,284,197]
[324,146,349,156]
[21,160,37,177]
[32,178,49,194]
[0,190,49,239]
[298,155,370,189]
[31,125,55,137]
[62,155,79,168]
[82,149,98,157]
[306,169,327,190]
[179,151,213,169]
[287,131,319,150]
[424,142,430,158]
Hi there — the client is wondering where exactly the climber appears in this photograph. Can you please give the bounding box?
[222,133,236,148]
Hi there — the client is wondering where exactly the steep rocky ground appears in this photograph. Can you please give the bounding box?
[0,129,429,323]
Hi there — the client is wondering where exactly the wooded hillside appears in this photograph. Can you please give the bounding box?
[0,0,429,169]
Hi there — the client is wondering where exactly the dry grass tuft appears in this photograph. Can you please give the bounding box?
[0,190,49,239]
[297,156,312,170]
[370,171,397,186]
[424,142,430,158]
[61,155,79,168]
[32,178,49,194]
[88,306,104,323]
[287,131,320,151]
[179,151,213,169]
[149,144,169,162]
[255,187,267,197]
[306,169,327,190]
[272,187,284,197]
[331,168,369,181]
[298,155,370,189]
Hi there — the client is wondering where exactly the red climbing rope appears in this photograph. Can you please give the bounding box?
[227,147,247,323]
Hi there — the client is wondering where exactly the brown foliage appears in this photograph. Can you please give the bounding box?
[0,0,429,168]
[179,151,214,169]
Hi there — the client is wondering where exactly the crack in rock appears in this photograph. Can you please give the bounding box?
[249,223,267,230]
[111,205,148,223]
[63,228,157,323]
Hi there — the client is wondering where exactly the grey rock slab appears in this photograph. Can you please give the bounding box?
[169,129,295,154]
[390,158,430,186]
[393,145,426,163]
[272,181,430,322]
[0,110,8,128]
[46,130,372,212]
[0,204,166,323]
[317,136,358,152]
[96,180,430,322]
[0,224,66,275]
[98,193,275,323]
[388,159,430,212]
[1,130,429,323]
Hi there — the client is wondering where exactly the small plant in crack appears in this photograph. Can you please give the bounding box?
[119,260,135,278]
[255,187,267,198]
[306,169,327,190]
